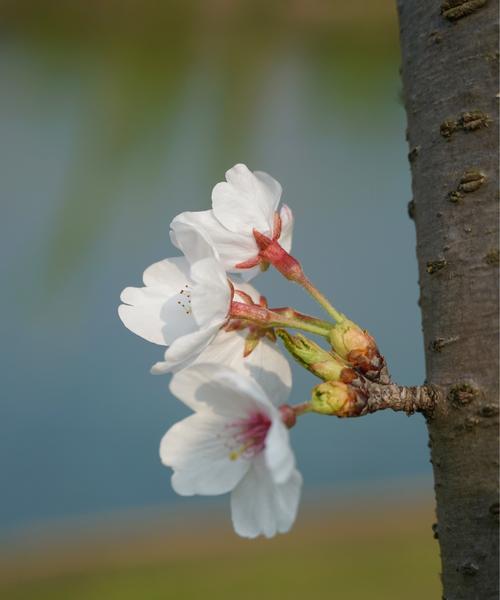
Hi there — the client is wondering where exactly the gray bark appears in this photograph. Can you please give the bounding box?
[396,1,499,598]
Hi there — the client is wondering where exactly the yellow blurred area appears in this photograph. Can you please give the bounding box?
[2,0,396,31]
[1,499,440,600]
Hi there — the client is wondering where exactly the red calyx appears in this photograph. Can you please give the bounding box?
[253,230,304,282]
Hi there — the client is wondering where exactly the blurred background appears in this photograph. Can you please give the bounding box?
[0,0,440,597]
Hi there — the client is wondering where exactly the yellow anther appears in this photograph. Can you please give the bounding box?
[229,440,254,461]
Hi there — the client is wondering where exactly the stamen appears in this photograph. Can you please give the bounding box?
[229,439,254,461]
[225,412,271,461]
[176,285,192,315]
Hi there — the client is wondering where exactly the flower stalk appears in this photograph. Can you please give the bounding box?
[271,307,333,331]
[253,230,344,323]
[298,275,345,324]
[279,402,313,428]
[230,301,332,338]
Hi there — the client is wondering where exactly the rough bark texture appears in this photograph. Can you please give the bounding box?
[360,382,440,416]
[396,1,499,598]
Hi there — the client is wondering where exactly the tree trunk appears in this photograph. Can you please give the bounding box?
[396,1,499,598]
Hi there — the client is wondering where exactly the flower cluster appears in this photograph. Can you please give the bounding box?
[119,163,385,538]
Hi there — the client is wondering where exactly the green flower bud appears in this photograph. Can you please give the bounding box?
[276,330,357,382]
[310,381,367,417]
[328,319,384,380]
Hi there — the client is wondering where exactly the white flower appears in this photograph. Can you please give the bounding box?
[170,163,294,280]
[118,240,292,395]
[160,364,302,538]
[196,282,292,405]
[119,255,230,373]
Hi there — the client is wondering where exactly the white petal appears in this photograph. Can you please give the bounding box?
[190,258,231,327]
[151,324,221,374]
[254,170,283,207]
[231,282,260,303]
[142,256,191,288]
[242,338,292,406]
[171,211,258,272]
[197,331,292,406]
[231,265,262,282]
[119,285,198,346]
[160,413,249,496]
[264,417,295,484]
[212,164,281,235]
[278,204,294,254]
[169,216,219,265]
[230,458,302,538]
[169,363,273,415]
[119,287,172,346]
[119,257,201,346]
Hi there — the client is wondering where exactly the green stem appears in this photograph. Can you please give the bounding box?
[293,402,312,416]
[270,307,333,331]
[298,275,345,323]
[230,301,331,337]
[269,314,331,338]
[253,233,344,323]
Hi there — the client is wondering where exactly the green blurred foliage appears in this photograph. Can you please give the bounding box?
[2,0,400,285]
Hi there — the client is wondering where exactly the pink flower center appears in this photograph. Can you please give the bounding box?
[227,412,271,461]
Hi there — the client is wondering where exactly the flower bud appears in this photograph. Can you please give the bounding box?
[328,318,384,380]
[310,381,367,417]
[276,330,357,382]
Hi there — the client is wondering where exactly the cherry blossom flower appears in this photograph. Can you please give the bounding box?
[119,254,230,373]
[170,163,294,280]
[160,364,302,538]
[118,242,292,397]
[197,283,292,405]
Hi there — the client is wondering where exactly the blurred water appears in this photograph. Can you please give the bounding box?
[0,23,429,537]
